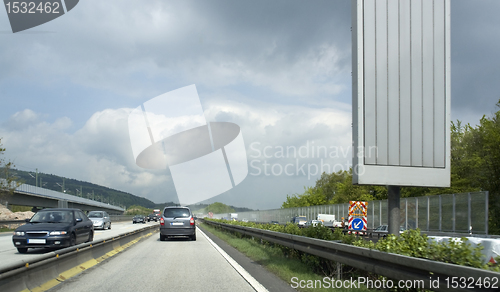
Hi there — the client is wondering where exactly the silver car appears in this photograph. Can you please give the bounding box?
[305,220,322,227]
[373,225,405,234]
[159,207,196,241]
[87,211,111,230]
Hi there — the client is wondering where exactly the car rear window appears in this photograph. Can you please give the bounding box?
[163,208,190,218]
[88,212,103,218]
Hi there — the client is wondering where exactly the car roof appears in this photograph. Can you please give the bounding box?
[163,206,190,210]
[38,208,80,211]
[164,206,190,208]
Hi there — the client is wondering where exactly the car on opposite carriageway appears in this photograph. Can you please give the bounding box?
[87,210,111,230]
[132,215,146,224]
[12,208,93,254]
[146,213,158,222]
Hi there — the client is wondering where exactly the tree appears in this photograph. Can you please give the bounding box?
[468,101,500,234]
[281,99,500,234]
[282,187,327,208]
[206,202,235,214]
[0,138,22,202]
[400,120,482,198]
[282,169,384,208]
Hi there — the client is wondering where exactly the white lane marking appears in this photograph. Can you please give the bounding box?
[197,227,268,292]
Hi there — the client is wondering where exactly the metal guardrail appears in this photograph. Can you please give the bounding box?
[109,215,134,222]
[0,224,159,291]
[0,216,135,227]
[0,220,25,225]
[202,219,500,292]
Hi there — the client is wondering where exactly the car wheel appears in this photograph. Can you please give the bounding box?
[108,223,111,230]
[70,233,76,246]
[86,231,93,243]
[160,234,166,241]
[191,233,196,241]
[17,247,28,253]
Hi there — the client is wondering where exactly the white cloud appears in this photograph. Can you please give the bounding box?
[4,0,498,209]
[0,99,353,208]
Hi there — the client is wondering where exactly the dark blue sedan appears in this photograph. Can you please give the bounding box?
[12,208,94,253]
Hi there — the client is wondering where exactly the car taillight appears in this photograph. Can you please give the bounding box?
[160,218,165,226]
[190,217,195,225]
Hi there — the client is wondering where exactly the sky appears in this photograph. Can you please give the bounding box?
[0,0,499,210]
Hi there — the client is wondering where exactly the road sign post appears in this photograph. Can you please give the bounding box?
[388,186,400,236]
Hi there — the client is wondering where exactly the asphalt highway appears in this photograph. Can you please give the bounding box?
[49,227,258,292]
[1,221,296,292]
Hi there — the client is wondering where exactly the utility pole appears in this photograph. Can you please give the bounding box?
[35,168,38,187]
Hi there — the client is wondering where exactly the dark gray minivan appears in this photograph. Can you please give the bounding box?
[159,206,196,241]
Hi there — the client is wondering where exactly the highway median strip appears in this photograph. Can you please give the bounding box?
[19,231,156,292]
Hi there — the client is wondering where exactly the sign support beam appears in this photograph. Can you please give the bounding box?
[388,186,400,236]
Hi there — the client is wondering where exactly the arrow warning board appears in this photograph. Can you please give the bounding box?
[348,201,368,233]
[351,218,364,230]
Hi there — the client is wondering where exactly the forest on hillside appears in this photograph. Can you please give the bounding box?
[5,168,158,209]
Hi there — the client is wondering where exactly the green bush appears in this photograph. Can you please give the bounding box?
[207,219,493,272]
[353,229,489,270]
[302,224,335,240]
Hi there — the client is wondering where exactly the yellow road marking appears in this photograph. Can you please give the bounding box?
[29,279,59,292]
[23,231,156,292]
[57,259,98,281]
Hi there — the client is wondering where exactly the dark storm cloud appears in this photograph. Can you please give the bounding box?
[1,0,499,208]
[451,0,500,122]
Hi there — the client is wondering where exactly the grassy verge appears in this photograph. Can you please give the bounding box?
[199,222,370,292]
[9,205,32,212]
[0,227,14,232]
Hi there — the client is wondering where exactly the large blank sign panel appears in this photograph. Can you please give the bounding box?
[352,0,450,187]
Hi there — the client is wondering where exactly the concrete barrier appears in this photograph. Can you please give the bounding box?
[0,224,158,292]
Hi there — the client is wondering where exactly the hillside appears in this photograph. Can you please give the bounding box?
[188,203,254,214]
[7,169,254,212]
[10,169,160,209]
